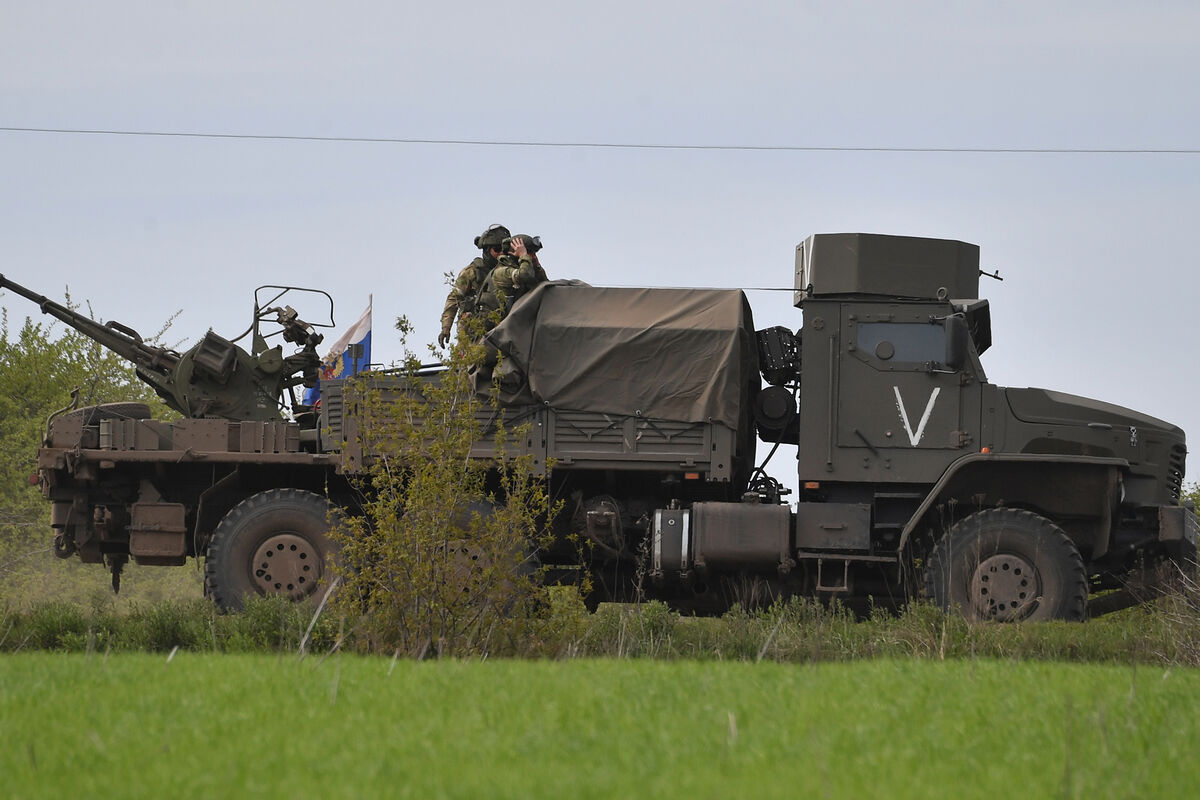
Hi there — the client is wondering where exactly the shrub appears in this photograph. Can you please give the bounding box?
[329,316,562,657]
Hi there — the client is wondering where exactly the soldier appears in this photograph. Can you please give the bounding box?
[480,234,548,326]
[438,223,510,348]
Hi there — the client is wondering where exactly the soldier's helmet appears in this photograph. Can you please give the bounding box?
[474,224,511,249]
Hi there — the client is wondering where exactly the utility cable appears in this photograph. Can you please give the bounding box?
[1,126,1198,154]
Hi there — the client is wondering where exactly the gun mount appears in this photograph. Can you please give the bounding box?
[0,275,333,421]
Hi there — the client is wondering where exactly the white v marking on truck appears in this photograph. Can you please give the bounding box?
[894,386,941,446]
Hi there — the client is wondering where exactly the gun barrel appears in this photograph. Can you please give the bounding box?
[0,273,179,373]
[0,273,56,310]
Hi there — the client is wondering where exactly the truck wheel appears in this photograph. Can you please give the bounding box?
[205,489,340,612]
[923,508,1087,622]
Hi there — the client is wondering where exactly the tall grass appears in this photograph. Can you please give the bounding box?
[0,596,338,655]
[5,587,1200,665]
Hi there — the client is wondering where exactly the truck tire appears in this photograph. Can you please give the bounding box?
[205,489,340,612]
[923,508,1087,622]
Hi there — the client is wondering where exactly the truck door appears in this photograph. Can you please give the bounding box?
[834,310,977,479]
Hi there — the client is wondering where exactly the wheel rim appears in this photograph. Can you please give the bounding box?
[252,533,322,599]
[969,553,1041,621]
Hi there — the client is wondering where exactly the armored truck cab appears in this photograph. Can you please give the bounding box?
[782,234,1191,617]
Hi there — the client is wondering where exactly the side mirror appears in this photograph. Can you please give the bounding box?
[944,315,969,371]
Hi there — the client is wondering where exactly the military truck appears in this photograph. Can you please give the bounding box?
[4,232,1193,620]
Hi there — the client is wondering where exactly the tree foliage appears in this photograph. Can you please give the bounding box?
[330,316,563,656]
[1184,483,1200,510]
[0,304,163,524]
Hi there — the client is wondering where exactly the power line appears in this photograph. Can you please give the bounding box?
[1,125,1198,154]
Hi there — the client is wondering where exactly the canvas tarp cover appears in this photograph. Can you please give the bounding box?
[484,282,758,429]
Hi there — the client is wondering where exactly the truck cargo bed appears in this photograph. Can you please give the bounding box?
[322,376,738,481]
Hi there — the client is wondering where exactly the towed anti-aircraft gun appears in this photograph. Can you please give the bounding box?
[0,275,333,421]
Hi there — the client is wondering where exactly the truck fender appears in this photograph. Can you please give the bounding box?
[897,453,1127,559]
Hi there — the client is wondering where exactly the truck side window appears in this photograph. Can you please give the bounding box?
[856,322,945,364]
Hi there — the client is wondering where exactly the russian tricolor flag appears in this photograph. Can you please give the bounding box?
[321,296,372,379]
[302,296,371,407]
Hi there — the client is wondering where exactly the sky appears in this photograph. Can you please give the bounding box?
[2,1,1199,486]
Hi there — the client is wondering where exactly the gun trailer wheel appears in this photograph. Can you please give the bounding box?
[205,489,339,612]
[924,508,1087,622]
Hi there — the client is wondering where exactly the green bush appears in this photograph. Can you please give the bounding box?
[329,316,561,658]
[220,595,328,653]
[137,601,211,652]
[22,602,89,650]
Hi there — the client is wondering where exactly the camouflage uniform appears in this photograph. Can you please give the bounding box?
[485,253,548,321]
[441,256,494,338]
[440,224,511,345]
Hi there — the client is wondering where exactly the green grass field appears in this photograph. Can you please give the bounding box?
[1,653,1196,799]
